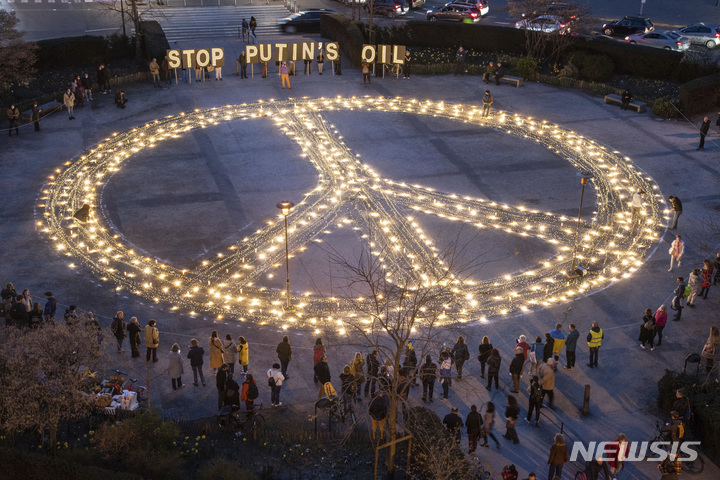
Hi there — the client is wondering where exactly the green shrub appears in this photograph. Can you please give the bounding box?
[513,55,539,80]
[198,458,258,480]
[652,96,682,118]
[92,412,179,461]
[586,82,615,96]
[657,370,720,463]
[678,73,720,116]
[567,51,614,81]
[321,14,365,67]
[559,63,578,79]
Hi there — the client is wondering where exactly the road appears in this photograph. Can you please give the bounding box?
[2,0,718,41]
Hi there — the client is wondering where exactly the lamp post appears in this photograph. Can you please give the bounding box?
[567,171,594,278]
[276,201,296,313]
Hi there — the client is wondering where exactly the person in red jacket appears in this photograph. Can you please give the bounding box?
[607,433,629,479]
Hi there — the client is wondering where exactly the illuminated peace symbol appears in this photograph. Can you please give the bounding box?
[38,96,666,331]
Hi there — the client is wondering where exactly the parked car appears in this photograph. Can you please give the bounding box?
[365,0,409,18]
[673,23,720,49]
[447,0,488,16]
[625,31,690,51]
[277,9,334,33]
[602,16,653,36]
[427,4,481,22]
[520,2,578,21]
[515,14,571,34]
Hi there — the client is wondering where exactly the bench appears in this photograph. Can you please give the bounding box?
[604,93,646,113]
[20,101,63,123]
[499,75,523,87]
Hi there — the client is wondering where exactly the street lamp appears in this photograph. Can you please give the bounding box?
[276,201,296,313]
[567,171,594,279]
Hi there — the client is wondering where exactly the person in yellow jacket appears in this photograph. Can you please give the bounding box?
[144,319,159,362]
[550,324,565,364]
[586,322,604,368]
[237,335,249,375]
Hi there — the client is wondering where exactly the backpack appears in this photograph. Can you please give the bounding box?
[362,64,369,74]
[268,376,276,387]
[643,317,654,330]
[683,285,690,298]
[530,382,543,401]
[247,381,259,400]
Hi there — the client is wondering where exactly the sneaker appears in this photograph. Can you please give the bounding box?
[563,366,571,370]
[668,268,672,272]
[277,402,282,406]
[272,403,277,407]
[586,363,594,368]
[480,443,489,448]
[651,348,655,351]
[641,344,645,349]
[193,383,198,386]
[535,421,541,427]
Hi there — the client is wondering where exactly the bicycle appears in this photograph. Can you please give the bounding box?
[380,63,402,78]
[109,370,148,401]
[646,421,704,475]
[217,403,266,442]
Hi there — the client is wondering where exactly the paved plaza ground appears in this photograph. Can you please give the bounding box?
[3,33,720,478]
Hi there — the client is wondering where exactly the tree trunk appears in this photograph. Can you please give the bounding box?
[386,401,397,474]
[128,0,144,63]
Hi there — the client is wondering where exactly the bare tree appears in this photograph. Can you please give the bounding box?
[94,0,147,62]
[0,322,104,452]
[0,11,37,90]
[508,0,594,62]
[325,233,485,475]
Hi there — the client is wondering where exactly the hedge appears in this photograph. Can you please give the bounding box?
[678,73,720,116]
[657,369,720,463]
[320,14,365,67]
[35,35,134,70]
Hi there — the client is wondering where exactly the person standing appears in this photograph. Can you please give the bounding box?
[187,338,206,386]
[224,372,240,406]
[526,375,543,426]
[73,75,84,108]
[6,103,19,136]
[486,348,501,390]
[586,322,603,367]
[216,363,229,410]
[316,50,325,75]
[223,334,237,374]
[313,338,325,384]
[365,350,380,397]
[403,49,411,78]
[161,56,172,85]
[362,61,371,84]
[529,336,542,376]
[631,189,645,225]
[509,347,524,393]
[350,351,365,400]
[43,291,56,325]
[31,102,42,132]
[280,62,291,89]
[111,311,126,354]
[621,89,632,110]
[149,58,161,88]
[276,335,292,379]
[454,46,466,75]
[439,350,452,400]
[240,373,259,415]
[63,88,75,120]
[237,336,249,374]
[466,404,483,454]
[538,358,555,406]
[550,324,565,364]
[482,90,493,117]
[543,333,554,363]
[403,342,417,386]
[420,354,437,402]
[239,51,248,79]
[127,316,142,358]
[267,362,285,407]
[241,18,250,42]
[516,335,531,360]
[698,116,710,151]
[668,235,684,271]
[671,276,686,321]
[443,406,464,444]
[607,433,629,479]
[314,355,332,399]
[700,326,720,374]
[82,73,93,100]
[209,331,225,374]
[639,308,655,350]
[369,390,389,443]
[547,433,568,480]
[478,336,493,378]
[654,305,668,346]
[700,259,713,299]
[503,395,519,444]
[168,343,184,390]
[564,324,579,370]
[451,336,469,379]
[144,319,159,362]
[668,196,682,230]
[480,402,500,448]
[687,268,701,307]
[339,365,355,417]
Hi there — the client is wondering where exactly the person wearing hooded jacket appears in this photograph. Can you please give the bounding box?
[509,346,525,393]
[486,348,501,391]
[549,324,565,363]
[420,355,437,402]
[451,336,469,379]
[537,358,555,406]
